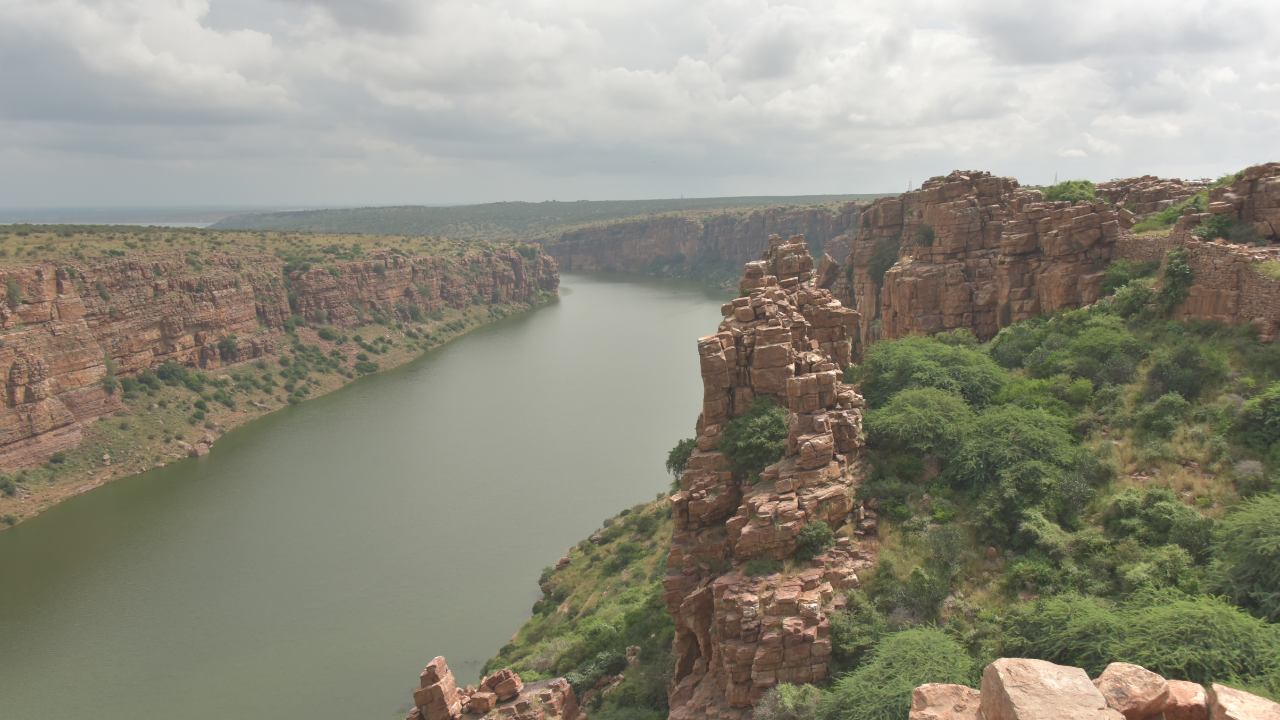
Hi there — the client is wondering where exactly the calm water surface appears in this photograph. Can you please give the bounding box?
[0,273,728,720]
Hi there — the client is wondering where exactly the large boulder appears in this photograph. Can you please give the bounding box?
[910,683,981,720]
[979,658,1124,720]
[1164,680,1208,720]
[1093,663,1170,720]
[1208,684,1280,720]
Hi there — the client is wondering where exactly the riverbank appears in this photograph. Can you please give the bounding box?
[0,225,558,529]
[0,295,554,529]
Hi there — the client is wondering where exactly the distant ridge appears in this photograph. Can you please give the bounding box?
[209,194,889,239]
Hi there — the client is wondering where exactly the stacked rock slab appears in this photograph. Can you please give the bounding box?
[909,659,1277,720]
[406,658,579,720]
[1205,162,1280,242]
[834,170,1123,352]
[1097,176,1201,223]
[664,234,870,720]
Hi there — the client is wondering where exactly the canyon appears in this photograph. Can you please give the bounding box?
[0,239,558,473]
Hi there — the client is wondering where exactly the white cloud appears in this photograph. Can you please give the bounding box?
[0,0,1278,206]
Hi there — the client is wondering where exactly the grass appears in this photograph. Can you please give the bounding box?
[1256,261,1280,281]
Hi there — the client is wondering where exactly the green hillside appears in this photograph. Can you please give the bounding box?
[210,195,886,239]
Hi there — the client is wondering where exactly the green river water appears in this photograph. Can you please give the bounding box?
[0,273,728,720]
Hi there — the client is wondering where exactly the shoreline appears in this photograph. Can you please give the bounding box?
[0,296,555,530]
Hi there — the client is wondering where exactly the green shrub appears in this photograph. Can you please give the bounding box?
[1214,494,1280,621]
[868,236,901,290]
[743,558,783,576]
[755,684,823,720]
[863,388,973,459]
[317,326,339,341]
[95,279,110,301]
[1101,259,1161,296]
[0,476,16,497]
[913,224,935,247]
[49,451,67,464]
[795,520,834,561]
[1111,280,1154,319]
[952,406,1074,490]
[1135,393,1192,438]
[354,360,379,374]
[1104,486,1213,559]
[665,438,697,486]
[5,278,20,308]
[1145,344,1223,401]
[821,628,973,720]
[720,397,789,474]
[1042,180,1096,204]
[856,336,1007,408]
[101,375,118,395]
[1239,381,1280,452]
[1157,247,1193,315]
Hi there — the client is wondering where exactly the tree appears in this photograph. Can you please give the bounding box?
[665,437,697,489]
[856,336,1007,408]
[820,628,973,720]
[1214,494,1280,622]
[863,387,973,459]
[720,397,789,474]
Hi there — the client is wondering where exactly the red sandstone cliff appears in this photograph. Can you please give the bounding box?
[0,247,558,470]
[542,204,864,278]
[663,235,875,720]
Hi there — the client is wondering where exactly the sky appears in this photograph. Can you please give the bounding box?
[1,0,1278,208]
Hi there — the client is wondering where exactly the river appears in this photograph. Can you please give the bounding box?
[0,273,729,720]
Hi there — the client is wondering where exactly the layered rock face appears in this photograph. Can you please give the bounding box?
[1205,162,1280,242]
[836,171,1120,351]
[0,247,557,470]
[1097,176,1201,220]
[406,657,579,720]
[910,659,1277,720]
[663,235,872,720]
[542,203,864,277]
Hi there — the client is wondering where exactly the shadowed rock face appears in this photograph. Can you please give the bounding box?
[0,247,558,470]
[542,204,864,278]
[663,235,875,720]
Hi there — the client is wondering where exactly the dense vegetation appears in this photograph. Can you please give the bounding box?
[211,195,882,240]
[490,247,1280,720]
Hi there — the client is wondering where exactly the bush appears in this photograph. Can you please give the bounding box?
[5,278,20,308]
[95,279,110,301]
[755,684,823,720]
[1042,180,1096,204]
[1145,344,1223,401]
[1101,259,1160,296]
[864,388,974,459]
[720,397,789,474]
[101,375,118,394]
[49,451,67,464]
[952,406,1074,490]
[867,237,901,290]
[1157,247,1193,315]
[913,224,935,247]
[354,360,379,374]
[856,336,1007,408]
[1135,393,1192,438]
[743,558,783,576]
[795,520,834,561]
[820,628,973,720]
[665,438,697,485]
[1214,494,1280,621]
[317,326,339,341]
[1239,381,1280,453]
[1104,486,1213,559]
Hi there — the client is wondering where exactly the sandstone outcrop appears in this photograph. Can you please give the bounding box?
[543,204,864,280]
[1204,162,1280,243]
[1097,177,1201,223]
[911,659,1279,720]
[405,658,579,720]
[0,246,557,470]
[663,235,870,720]
[833,168,1280,356]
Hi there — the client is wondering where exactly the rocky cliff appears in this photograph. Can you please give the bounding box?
[0,244,558,470]
[910,658,1278,720]
[833,166,1280,355]
[662,235,875,720]
[542,204,864,280]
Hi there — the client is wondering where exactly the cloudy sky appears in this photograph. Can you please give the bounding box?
[1,0,1278,208]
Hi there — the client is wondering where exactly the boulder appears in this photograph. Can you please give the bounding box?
[979,658,1123,720]
[910,683,981,720]
[1093,663,1170,719]
[470,692,497,713]
[1164,681,1208,720]
[483,668,525,702]
[1208,684,1280,720]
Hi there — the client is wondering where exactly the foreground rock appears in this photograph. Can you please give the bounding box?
[911,658,1280,720]
[406,657,578,720]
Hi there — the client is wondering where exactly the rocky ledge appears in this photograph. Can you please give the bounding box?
[911,658,1279,720]
[408,657,580,720]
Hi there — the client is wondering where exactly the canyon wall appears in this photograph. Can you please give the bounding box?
[0,247,558,470]
[663,235,876,720]
[834,167,1280,356]
[541,203,864,277]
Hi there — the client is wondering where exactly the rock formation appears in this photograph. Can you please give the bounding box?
[1096,176,1202,223]
[1204,162,1280,242]
[542,203,865,280]
[406,657,579,720]
[834,168,1280,355]
[663,234,873,720]
[0,246,558,470]
[909,659,1277,720]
